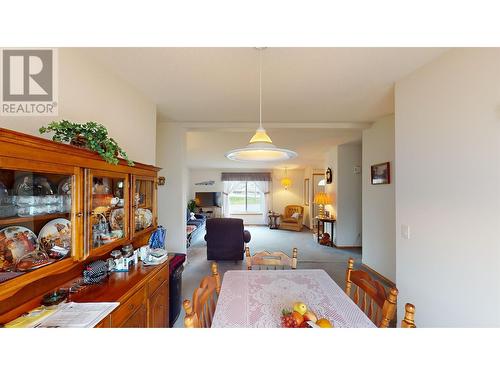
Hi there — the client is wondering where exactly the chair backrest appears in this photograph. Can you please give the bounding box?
[345,258,398,328]
[205,218,244,246]
[401,303,416,328]
[284,205,304,218]
[183,262,221,328]
[245,247,298,270]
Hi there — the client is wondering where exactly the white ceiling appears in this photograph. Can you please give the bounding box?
[85,47,447,123]
[84,47,447,168]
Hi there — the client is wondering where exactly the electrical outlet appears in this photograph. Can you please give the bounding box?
[401,224,410,239]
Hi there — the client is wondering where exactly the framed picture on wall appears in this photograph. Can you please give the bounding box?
[304,178,310,206]
[326,168,333,184]
[371,162,391,184]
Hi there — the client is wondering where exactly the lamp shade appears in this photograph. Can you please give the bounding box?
[225,140,297,162]
[313,192,332,205]
[281,176,292,189]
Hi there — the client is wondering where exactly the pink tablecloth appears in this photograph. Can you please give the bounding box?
[211,269,376,328]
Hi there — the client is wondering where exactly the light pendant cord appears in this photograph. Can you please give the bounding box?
[259,48,263,131]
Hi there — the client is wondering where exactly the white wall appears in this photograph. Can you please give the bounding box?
[189,169,225,198]
[325,144,362,246]
[362,115,395,281]
[337,144,362,246]
[156,123,187,253]
[0,48,157,165]
[395,48,500,327]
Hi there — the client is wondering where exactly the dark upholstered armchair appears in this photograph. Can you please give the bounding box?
[205,218,251,261]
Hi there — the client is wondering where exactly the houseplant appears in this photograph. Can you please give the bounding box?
[39,120,134,166]
[187,199,197,213]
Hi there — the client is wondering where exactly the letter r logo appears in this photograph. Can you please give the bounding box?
[2,49,53,101]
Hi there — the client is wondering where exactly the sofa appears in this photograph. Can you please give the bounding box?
[280,205,304,231]
[186,210,207,247]
[205,218,251,261]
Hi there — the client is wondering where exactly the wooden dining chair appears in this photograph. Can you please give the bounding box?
[345,258,398,328]
[183,262,221,328]
[401,303,416,328]
[245,246,298,270]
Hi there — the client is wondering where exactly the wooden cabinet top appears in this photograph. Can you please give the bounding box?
[316,216,336,223]
[71,258,171,304]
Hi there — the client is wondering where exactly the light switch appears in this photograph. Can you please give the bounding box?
[401,224,410,239]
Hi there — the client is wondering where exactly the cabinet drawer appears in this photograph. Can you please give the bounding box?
[148,264,169,295]
[120,306,147,328]
[148,280,169,328]
[111,286,146,327]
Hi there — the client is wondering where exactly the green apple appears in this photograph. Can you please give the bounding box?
[293,302,307,315]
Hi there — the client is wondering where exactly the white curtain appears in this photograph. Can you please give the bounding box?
[222,181,241,218]
[254,180,270,224]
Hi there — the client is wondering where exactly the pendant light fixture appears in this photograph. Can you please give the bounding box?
[281,167,292,190]
[225,48,298,162]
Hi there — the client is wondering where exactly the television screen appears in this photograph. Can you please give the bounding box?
[195,192,222,207]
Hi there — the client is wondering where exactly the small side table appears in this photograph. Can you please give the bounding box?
[316,216,336,247]
[268,213,280,229]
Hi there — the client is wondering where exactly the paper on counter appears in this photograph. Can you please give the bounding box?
[37,302,119,328]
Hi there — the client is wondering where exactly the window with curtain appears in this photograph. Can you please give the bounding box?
[228,181,264,214]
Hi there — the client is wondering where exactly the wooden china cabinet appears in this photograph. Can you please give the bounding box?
[0,127,169,327]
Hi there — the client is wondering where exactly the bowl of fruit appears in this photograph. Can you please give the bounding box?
[281,301,334,328]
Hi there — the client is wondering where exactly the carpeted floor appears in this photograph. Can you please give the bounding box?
[173,225,362,327]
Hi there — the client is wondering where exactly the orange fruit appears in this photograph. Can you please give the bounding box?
[291,311,304,326]
[316,318,333,328]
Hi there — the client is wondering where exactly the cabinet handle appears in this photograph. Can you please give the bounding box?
[76,212,83,217]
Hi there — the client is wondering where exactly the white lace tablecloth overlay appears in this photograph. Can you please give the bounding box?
[211,270,376,328]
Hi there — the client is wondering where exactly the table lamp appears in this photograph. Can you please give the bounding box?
[313,192,332,218]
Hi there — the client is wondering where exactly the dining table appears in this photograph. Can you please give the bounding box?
[211,269,376,328]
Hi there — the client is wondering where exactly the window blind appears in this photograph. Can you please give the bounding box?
[221,172,271,182]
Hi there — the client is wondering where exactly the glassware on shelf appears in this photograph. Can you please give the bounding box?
[135,208,153,231]
[1,170,74,283]
[0,204,17,218]
[89,174,127,251]
[133,177,155,234]
[0,186,17,218]
[15,195,64,217]
[0,182,8,198]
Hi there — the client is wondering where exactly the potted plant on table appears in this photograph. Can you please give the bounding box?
[39,120,134,166]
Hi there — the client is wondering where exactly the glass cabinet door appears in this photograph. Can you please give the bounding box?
[0,167,78,284]
[86,170,129,256]
[132,176,156,237]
